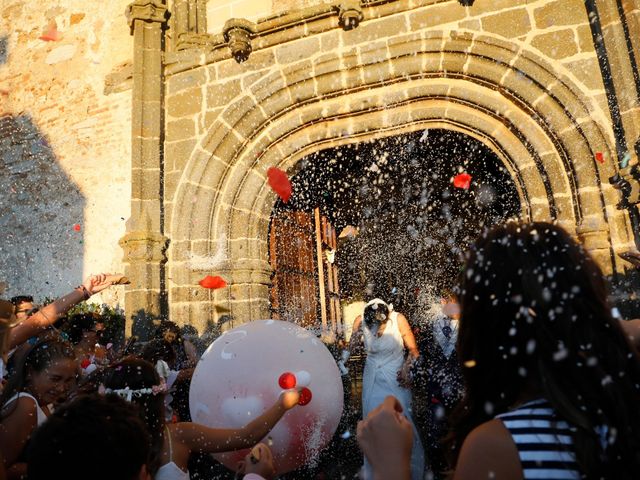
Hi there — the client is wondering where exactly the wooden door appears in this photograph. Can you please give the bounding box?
[269,209,342,339]
[269,211,319,330]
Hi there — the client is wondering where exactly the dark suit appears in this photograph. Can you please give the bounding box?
[411,316,464,479]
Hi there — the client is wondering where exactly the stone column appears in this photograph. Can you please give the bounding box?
[171,0,209,50]
[592,0,640,161]
[120,0,170,337]
[586,1,640,249]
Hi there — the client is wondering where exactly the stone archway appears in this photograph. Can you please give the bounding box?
[167,30,630,327]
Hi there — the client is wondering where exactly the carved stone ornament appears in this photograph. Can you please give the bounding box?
[126,0,170,34]
[223,18,255,63]
[458,0,475,5]
[338,0,363,31]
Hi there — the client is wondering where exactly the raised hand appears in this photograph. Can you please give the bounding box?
[82,273,119,295]
[278,389,300,410]
[357,395,412,480]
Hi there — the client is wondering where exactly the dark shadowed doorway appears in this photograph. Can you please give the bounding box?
[269,129,521,334]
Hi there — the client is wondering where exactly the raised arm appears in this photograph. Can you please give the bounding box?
[357,395,413,480]
[9,274,115,349]
[173,390,300,454]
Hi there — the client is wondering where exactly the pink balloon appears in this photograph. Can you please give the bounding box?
[189,320,344,474]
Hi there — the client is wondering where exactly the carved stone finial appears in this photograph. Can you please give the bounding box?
[458,0,475,5]
[223,18,255,63]
[126,0,170,35]
[338,0,363,31]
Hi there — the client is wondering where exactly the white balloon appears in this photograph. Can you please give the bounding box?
[189,320,343,474]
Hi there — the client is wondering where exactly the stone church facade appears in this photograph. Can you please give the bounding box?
[115,0,640,333]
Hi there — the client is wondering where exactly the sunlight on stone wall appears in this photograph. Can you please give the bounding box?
[0,0,132,305]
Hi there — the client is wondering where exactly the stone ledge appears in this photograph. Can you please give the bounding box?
[165,0,465,76]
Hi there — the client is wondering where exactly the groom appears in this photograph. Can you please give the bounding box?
[411,290,464,480]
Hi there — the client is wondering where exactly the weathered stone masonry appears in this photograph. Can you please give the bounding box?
[120,0,640,332]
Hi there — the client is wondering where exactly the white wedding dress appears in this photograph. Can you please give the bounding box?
[361,311,425,480]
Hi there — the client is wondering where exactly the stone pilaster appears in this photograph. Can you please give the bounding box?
[119,208,169,336]
[576,222,614,274]
[171,0,210,51]
[591,0,640,162]
[121,0,170,336]
[588,1,640,247]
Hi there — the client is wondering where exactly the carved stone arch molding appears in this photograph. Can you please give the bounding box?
[167,30,631,326]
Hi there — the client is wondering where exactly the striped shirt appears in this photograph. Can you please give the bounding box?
[496,399,581,479]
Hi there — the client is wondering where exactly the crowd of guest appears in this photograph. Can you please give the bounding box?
[2,220,640,480]
[0,276,290,480]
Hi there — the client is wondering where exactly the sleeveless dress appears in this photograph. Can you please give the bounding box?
[496,399,581,479]
[362,311,425,480]
[155,425,190,480]
[3,392,47,425]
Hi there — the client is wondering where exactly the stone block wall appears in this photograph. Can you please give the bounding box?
[161,0,639,327]
[0,0,133,304]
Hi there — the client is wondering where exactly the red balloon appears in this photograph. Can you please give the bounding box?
[267,167,292,203]
[199,275,227,289]
[298,387,312,406]
[80,358,91,369]
[278,372,296,389]
[595,152,605,164]
[453,172,472,190]
[73,224,81,232]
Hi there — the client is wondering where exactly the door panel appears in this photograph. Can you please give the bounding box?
[270,209,342,338]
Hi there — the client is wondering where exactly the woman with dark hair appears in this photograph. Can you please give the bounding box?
[0,338,77,478]
[449,221,640,479]
[349,298,424,479]
[357,221,640,480]
[27,394,152,480]
[101,357,300,479]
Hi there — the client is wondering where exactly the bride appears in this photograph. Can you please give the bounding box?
[350,298,425,479]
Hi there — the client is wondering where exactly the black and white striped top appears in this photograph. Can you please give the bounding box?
[496,399,581,479]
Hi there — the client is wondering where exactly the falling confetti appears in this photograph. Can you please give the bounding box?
[198,275,227,289]
[453,172,472,190]
[39,21,62,42]
[73,224,81,232]
[463,359,476,368]
[595,152,604,164]
[267,167,292,203]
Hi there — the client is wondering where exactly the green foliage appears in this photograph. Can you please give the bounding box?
[68,302,126,348]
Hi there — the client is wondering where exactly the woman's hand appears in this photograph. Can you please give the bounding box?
[82,274,113,295]
[397,356,416,388]
[278,389,300,410]
[357,396,412,480]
